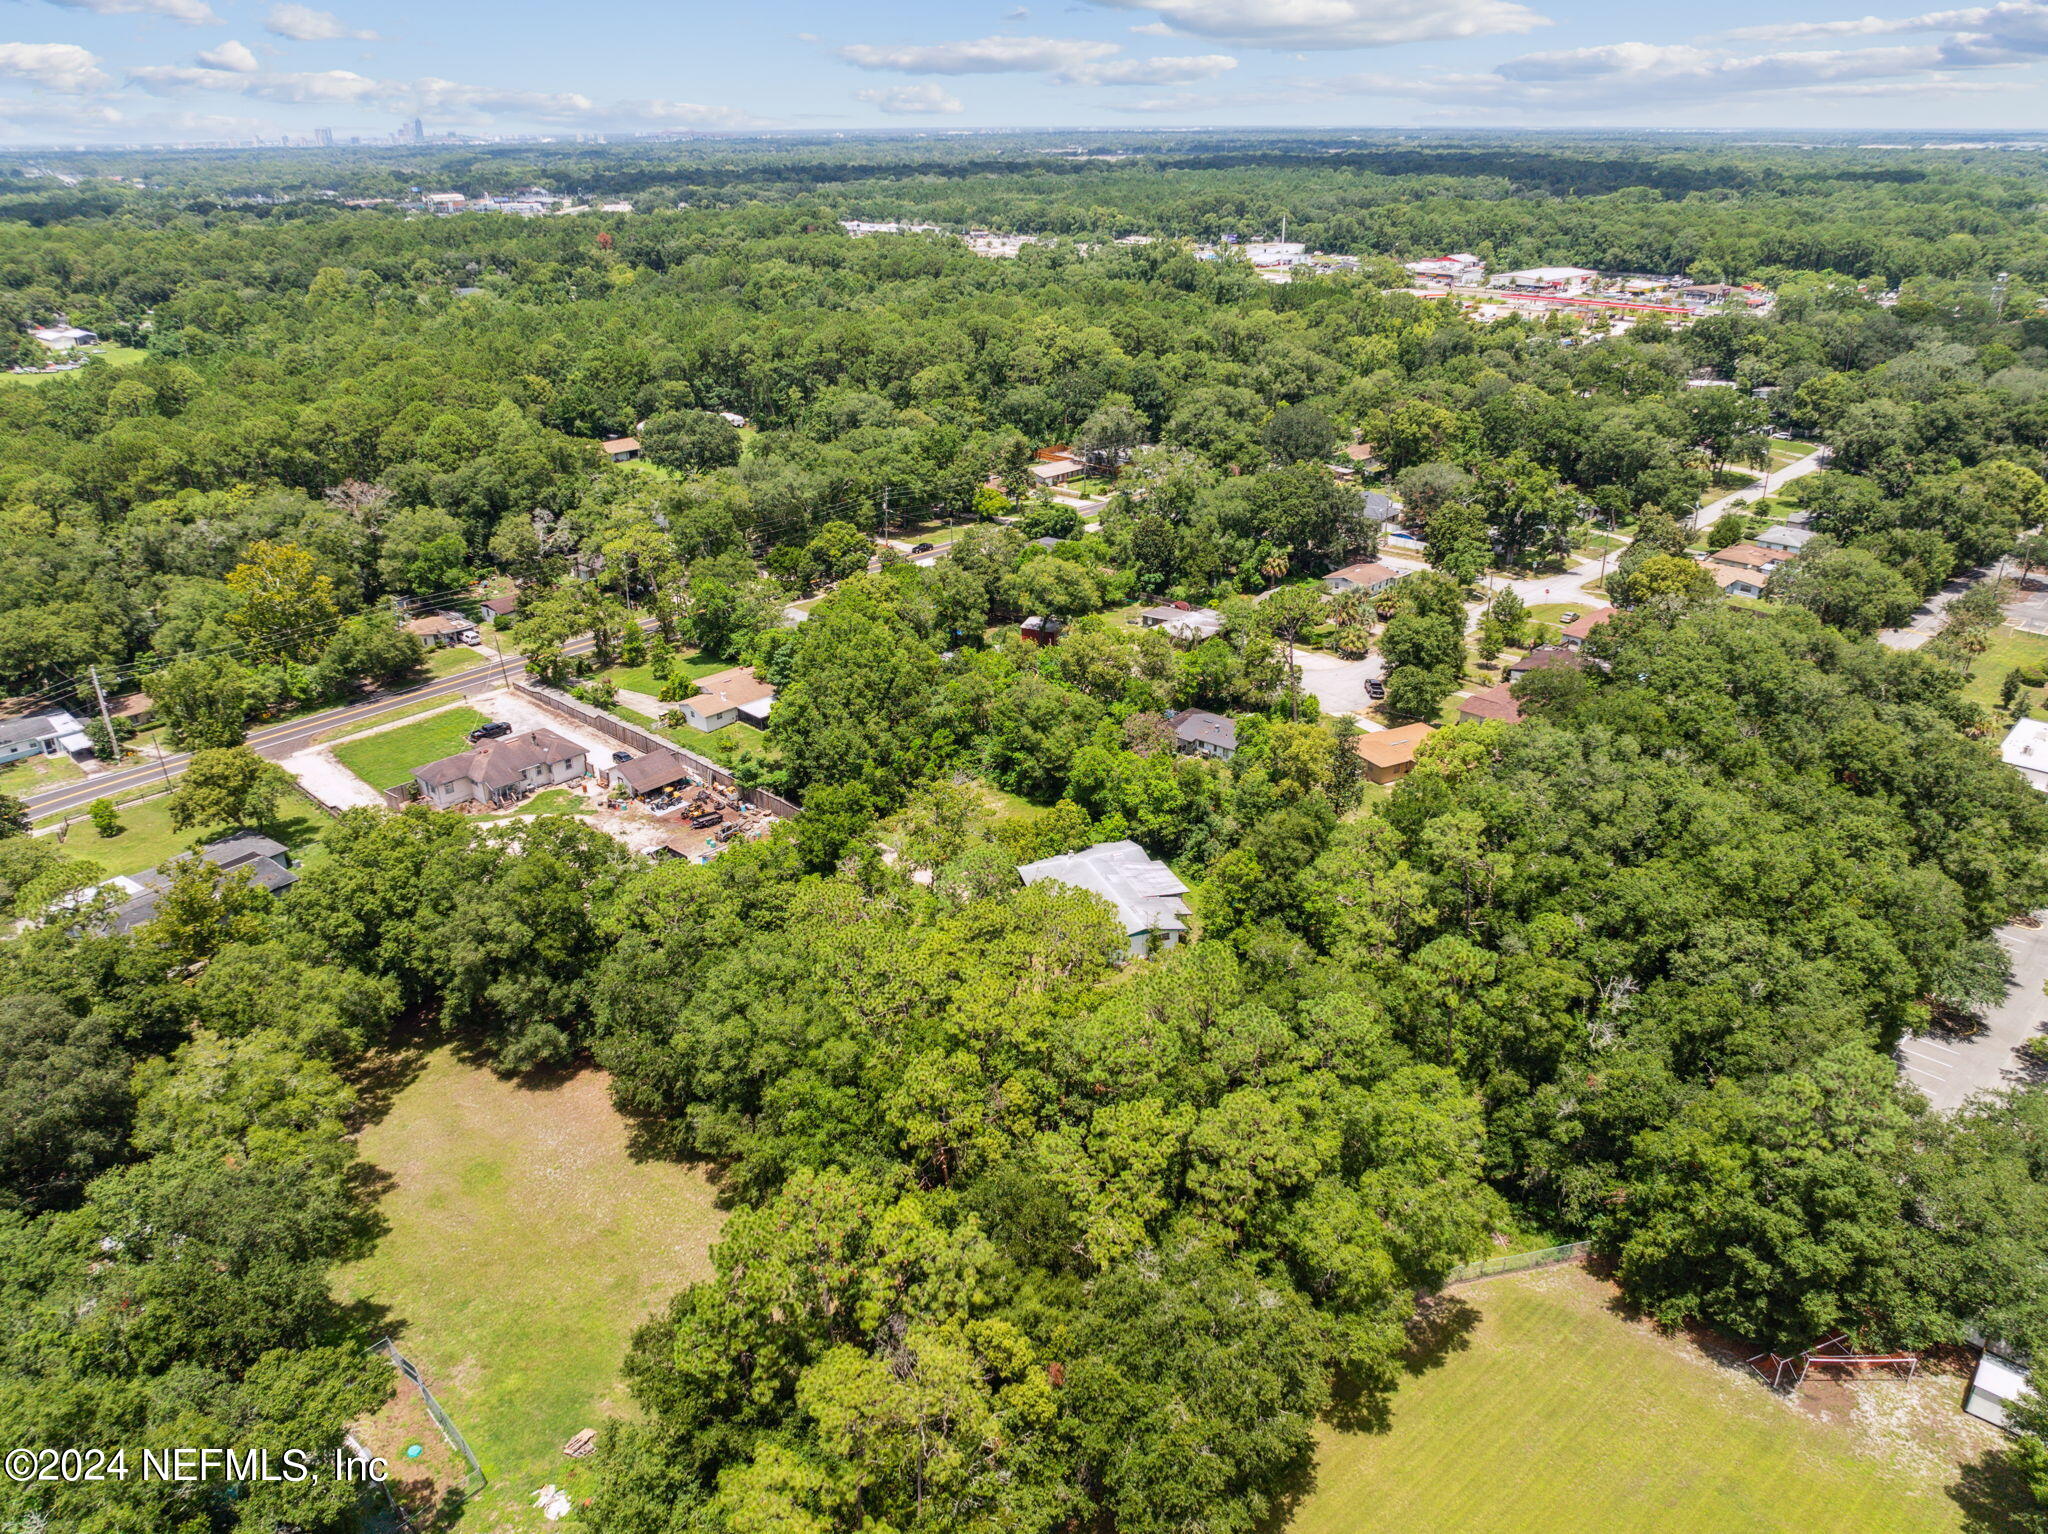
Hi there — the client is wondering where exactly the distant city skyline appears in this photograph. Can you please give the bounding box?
[6,0,2048,145]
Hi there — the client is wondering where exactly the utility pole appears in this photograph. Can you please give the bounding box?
[87,664,120,767]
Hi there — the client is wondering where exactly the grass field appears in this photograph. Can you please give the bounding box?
[335,1049,724,1532]
[40,791,327,880]
[480,786,589,818]
[315,696,463,745]
[599,651,732,697]
[0,749,83,792]
[427,646,492,678]
[1,344,147,385]
[1963,626,2048,713]
[1768,439,1820,470]
[1291,1266,2013,1534]
[333,708,490,791]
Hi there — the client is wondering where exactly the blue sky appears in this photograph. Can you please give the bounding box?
[4,0,2048,144]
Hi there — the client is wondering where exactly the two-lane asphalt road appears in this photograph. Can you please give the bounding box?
[27,650,529,820]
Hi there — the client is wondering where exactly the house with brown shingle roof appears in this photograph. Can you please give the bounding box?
[1353,722,1435,784]
[1559,607,1616,645]
[674,667,775,732]
[1457,683,1523,724]
[412,727,587,809]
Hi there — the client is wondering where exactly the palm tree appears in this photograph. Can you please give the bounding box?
[1260,548,1292,586]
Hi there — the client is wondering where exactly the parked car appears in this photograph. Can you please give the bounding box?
[612,750,634,764]
[1561,610,1581,623]
[469,721,512,742]
[460,628,482,645]
[1365,680,1386,700]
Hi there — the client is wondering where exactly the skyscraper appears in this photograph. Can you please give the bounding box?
[402,116,424,144]
[314,127,334,147]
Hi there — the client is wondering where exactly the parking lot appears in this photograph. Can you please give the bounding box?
[1896,916,2048,1112]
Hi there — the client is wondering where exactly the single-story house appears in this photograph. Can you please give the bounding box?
[2002,719,2048,792]
[1020,615,1066,646]
[30,324,97,349]
[1710,542,1783,577]
[1028,536,1065,551]
[1709,564,1768,599]
[1332,444,1383,481]
[1140,606,1225,644]
[674,667,775,732]
[1359,490,1401,525]
[413,727,587,809]
[609,746,698,798]
[1458,683,1523,724]
[1030,457,1086,488]
[1755,525,1817,553]
[1322,561,1406,596]
[1017,839,1192,960]
[1354,722,1435,784]
[1506,646,1590,682]
[1559,607,1617,645]
[1166,708,1237,760]
[0,708,94,764]
[106,832,298,934]
[481,590,518,621]
[601,436,643,463]
[403,613,471,648]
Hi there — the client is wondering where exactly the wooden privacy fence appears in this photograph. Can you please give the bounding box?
[513,681,800,820]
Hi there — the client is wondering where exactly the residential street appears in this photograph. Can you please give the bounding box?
[1684,444,1828,531]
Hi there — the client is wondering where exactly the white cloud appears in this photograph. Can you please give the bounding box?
[123,59,775,128]
[605,98,774,128]
[0,95,124,128]
[839,34,1120,74]
[195,38,260,71]
[1072,51,1237,81]
[0,41,111,92]
[33,0,219,24]
[857,82,966,113]
[1300,33,2033,111]
[1082,0,1548,49]
[835,31,1234,84]
[263,3,377,41]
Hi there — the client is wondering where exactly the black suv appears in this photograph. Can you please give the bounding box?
[468,721,513,742]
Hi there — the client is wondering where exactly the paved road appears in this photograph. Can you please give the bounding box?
[1876,566,1992,652]
[1897,917,2048,1111]
[28,653,527,820]
[1685,446,1828,531]
[21,622,659,819]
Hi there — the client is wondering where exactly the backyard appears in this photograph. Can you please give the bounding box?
[37,789,328,881]
[333,707,491,792]
[1290,1265,2016,1534]
[334,1048,724,1532]
[1963,626,2048,713]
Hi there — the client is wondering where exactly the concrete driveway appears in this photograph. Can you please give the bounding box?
[1293,647,1383,716]
[1685,446,1828,531]
[1896,917,2048,1112]
[1877,566,1990,652]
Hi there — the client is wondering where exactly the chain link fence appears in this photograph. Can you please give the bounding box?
[1443,1240,1592,1287]
[368,1338,486,1495]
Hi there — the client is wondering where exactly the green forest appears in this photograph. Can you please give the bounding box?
[5,132,2048,1533]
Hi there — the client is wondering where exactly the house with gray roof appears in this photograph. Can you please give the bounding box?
[1165,708,1238,760]
[105,832,298,934]
[0,709,94,765]
[412,727,587,809]
[1017,839,1192,960]
[1755,525,1818,553]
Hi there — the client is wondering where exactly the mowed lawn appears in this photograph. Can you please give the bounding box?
[336,1050,724,1531]
[39,791,327,880]
[1962,626,2048,713]
[1292,1266,2009,1534]
[333,707,489,791]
